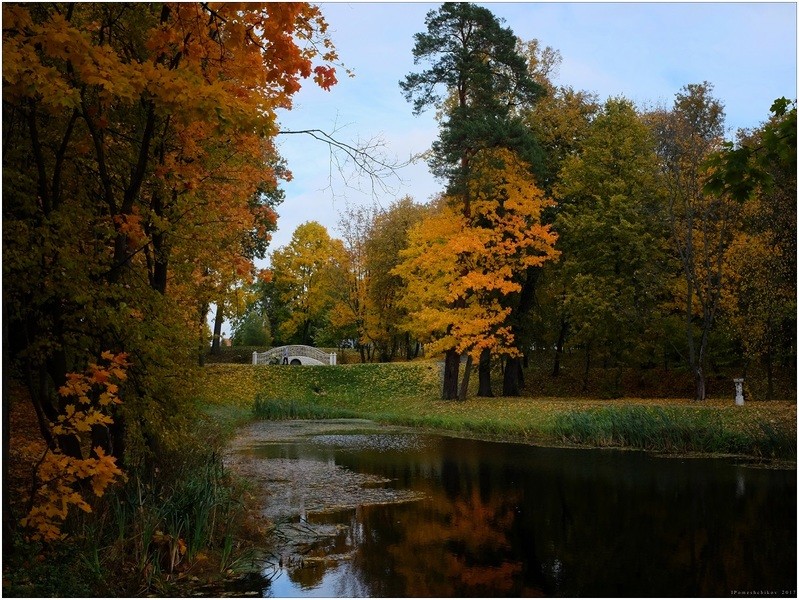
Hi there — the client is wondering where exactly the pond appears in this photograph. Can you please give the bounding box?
[228,420,796,597]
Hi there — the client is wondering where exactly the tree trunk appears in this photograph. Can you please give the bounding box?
[443,349,460,400]
[765,347,774,401]
[502,356,523,396]
[694,308,711,402]
[694,365,706,402]
[405,333,414,361]
[198,302,208,367]
[582,343,592,393]
[477,348,493,397]
[210,303,224,354]
[553,317,567,377]
[458,354,473,401]
[3,316,13,553]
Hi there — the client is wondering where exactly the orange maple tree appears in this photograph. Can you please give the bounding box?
[3,2,340,544]
[395,148,558,396]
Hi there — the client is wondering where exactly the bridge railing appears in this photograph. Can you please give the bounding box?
[252,345,337,365]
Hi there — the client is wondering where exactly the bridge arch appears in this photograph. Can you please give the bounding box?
[252,345,337,366]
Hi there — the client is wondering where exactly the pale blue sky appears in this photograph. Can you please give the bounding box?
[270,1,796,257]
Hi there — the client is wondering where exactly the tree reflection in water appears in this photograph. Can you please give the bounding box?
[254,430,795,597]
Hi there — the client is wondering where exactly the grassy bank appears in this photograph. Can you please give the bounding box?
[198,362,796,461]
[4,382,267,598]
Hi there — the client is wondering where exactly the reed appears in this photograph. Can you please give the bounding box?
[252,393,356,420]
[552,405,795,458]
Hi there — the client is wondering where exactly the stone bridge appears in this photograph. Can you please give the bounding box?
[252,345,337,366]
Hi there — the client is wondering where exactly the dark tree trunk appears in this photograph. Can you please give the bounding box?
[502,356,523,396]
[477,348,493,397]
[553,317,567,377]
[443,349,460,400]
[405,333,414,361]
[210,303,224,354]
[694,366,706,402]
[198,302,208,367]
[458,354,473,401]
[582,343,592,393]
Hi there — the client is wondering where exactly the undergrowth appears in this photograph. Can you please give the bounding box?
[4,406,262,597]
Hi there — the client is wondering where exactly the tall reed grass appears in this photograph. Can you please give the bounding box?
[552,406,796,458]
[5,415,258,597]
[252,393,356,420]
[97,433,257,595]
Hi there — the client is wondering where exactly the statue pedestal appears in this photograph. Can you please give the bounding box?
[733,378,745,405]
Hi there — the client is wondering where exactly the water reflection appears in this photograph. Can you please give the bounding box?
[248,429,796,597]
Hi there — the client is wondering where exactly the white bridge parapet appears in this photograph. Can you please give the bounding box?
[252,345,337,366]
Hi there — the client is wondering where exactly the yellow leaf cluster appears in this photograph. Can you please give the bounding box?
[21,352,128,543]
[394,149,559,359]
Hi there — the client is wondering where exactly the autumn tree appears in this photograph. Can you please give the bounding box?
[328,205,376,361]
[268,221,343,345]
[209,178,284,356]
[647,82,735,401]
[401,2,546,398]
[502,40,599,392]
[521,83,600,378]
[364,197,430,362]
[715,101,797,397]
[2,1,339,542]
[395,149,558,399]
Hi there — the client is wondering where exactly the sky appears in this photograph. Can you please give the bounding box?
[268,1,797,260]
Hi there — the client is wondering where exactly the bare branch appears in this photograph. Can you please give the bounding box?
[277,124,420,199]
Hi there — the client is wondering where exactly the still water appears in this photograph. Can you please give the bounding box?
[237,423,796,597]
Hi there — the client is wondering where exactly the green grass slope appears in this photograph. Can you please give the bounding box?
[198,362,796,461]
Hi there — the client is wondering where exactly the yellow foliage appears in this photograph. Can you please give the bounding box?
[21,353,128,543]
[394,149,559,359]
